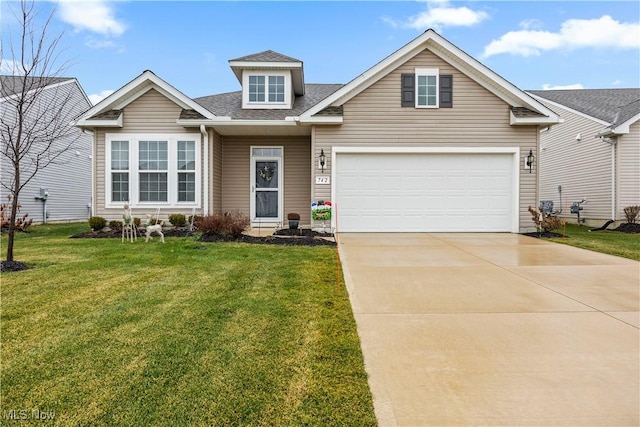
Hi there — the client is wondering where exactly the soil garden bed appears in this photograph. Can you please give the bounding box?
[69,227,335,246]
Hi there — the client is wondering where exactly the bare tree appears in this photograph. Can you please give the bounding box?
[1,0,81,264]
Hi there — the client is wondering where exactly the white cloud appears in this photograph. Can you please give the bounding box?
[57,0,126,37]
[88,89,114,105]
[0,59,23,75]
[611,79,624,86]
[482,15,640,58]
[383,0,488,31]
[542,83,585,90]
[84,37,117,50]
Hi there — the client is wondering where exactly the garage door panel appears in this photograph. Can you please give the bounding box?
[335,152,514,232]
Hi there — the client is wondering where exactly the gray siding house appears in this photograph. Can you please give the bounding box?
[528,89,640,225]
[76,30,560,233]
[1,76,93,223]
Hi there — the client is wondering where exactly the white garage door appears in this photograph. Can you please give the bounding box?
[335,152,515,232]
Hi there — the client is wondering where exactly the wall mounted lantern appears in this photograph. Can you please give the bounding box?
[526,149,534,173]
[319,149,326,173]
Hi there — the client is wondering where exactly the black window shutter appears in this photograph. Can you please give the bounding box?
[401,73,415,107]
[439,74,453,108]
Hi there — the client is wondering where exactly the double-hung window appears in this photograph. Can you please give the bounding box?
[416,68,438,108]
[111,141,129,202]
[177,141,196,202]
[106,134,200,208]
[249,75,265,102]
[268,76,285,102]
[139,141,168,202]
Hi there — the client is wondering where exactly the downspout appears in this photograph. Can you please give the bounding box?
[200,124,209,215]
[610,140,616,220]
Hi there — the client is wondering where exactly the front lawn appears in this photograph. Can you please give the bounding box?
[1,223,376,426]
[549,223,640,261]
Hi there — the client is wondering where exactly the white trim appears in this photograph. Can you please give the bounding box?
[78,114,123,128]
[242,70,292,109]
[250,146,284,225]
[105,133,202,209]
[509,112,562,126]
[415,67,439,108]
[527,93,610,126]
[300,30,559,125]
[76,71,214,128]
[330,146,521,233]
[609,112,640,135]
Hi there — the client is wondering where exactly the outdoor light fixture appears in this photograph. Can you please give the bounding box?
[319,148,326,173]
[526,149,534,173]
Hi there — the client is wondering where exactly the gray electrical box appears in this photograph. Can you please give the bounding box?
[39,188,49,198]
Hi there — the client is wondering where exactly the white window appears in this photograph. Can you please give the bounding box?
[242,71,291,109]
[416,68,439,108]
[106,134,201,208]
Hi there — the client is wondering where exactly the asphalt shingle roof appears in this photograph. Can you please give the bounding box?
[230,50,302,63]
[527,88,640,125]
[0,75,71,98]
[193,83,343,120]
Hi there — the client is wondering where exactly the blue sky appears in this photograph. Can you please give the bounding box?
[2,1,639,104]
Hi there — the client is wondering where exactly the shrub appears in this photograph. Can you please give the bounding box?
[528,206,563,232]
[195,212,250,237]
[89,216,107,230]
[109,220,123,230]
[623,205,640,224]
[0,198,33,232]
[169,213,187,227]
[188,215,203,225]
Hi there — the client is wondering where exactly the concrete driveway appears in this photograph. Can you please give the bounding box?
[338,233,639,426]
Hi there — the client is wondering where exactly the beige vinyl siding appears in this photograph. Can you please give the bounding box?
[210,130,223,214]
[536,99,613,222]
[93,89,204,221]
[313,48,539,232]
[222,136,311,224]
[617,122,640,216]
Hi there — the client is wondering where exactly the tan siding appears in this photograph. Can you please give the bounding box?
[313,48,539,232]
[93,89,203,221]
[617,122,640,216]
[537,99,613,222]
[210,130,223,214]
[222,136,311,224]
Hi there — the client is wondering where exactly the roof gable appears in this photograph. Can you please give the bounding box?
[1,75,77,100]
[229,50,305,96]
[299,29,559,125]
[75,70,214,128]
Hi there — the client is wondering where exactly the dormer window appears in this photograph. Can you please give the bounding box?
[242,71,292,109]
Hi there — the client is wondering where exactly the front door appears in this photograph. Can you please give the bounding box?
[250,147,283,225]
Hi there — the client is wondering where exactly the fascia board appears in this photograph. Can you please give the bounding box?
[605,112,640,135]
[527,93,609,126]
[176,119,296,127]
[77,71,215,122]
[301,30,558,123]
[75,113,123,128]
[509,112,562,126]
[297,116,343,124]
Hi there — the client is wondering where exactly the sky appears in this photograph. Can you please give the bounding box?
[1,0,639,105]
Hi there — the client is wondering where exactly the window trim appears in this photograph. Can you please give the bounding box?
[415,68,439,108]
[242,70,291,109]
[105,133,201,209]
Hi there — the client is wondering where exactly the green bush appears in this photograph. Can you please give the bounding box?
[89,216,107,230]
[195,212,249,237]
[109,220,123,230]
[188,214,203,225]
[169,213,187,227]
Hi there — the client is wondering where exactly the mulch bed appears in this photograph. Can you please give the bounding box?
[1,260,30,272]
[69,227,335,246]
[611,223,640,233]
[199,231,335,246]
[522,231,567,239]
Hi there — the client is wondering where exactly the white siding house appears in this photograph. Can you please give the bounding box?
[1,76,93,224]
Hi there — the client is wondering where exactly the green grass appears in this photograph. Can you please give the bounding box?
[549,223,640,261]
[1,223,376,426]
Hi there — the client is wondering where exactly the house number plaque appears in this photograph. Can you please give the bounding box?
[315,176,330,185]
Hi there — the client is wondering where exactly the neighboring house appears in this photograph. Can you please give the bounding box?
[528,89,640,225]
[0,76,93,223]
[75,29,559,233]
